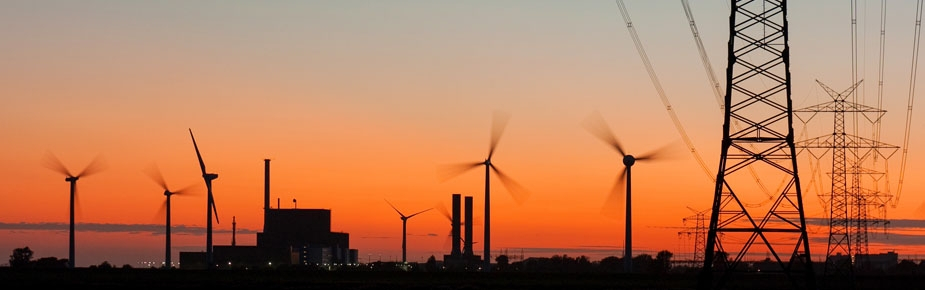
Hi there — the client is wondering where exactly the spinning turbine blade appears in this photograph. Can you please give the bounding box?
[76,155,107,178]
[582,111,626,157]
[436,161,483,182]
[42,151,73,177]
[488,110,511,159]
[602,167,627,219]
[489,164,530,205]
[144,164,169,191]
[635,140,681,161]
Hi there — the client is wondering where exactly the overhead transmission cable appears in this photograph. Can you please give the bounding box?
[893,0,924,208]
[614,0,713,185]
[679,0,774,203]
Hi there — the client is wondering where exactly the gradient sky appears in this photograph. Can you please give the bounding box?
[2,1,925,267]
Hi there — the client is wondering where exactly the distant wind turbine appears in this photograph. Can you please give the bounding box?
[189,129,219,269]
[42,151,106,269]
[582,111,676,273]
[439,110,530,272]
[145,164,195,269]
[385,199,432,263]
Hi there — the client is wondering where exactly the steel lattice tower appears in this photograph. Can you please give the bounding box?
[794,80,897,277]
[699,1,815,289]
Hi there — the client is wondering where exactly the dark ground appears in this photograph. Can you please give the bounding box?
[0,268,921,290]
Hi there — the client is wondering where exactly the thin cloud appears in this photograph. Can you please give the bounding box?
[0,222,258,235]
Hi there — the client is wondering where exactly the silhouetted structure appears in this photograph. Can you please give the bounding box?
[444,193,480,270]
[43,152,105,269]
[699,1,815,289]
[181,159,357,269]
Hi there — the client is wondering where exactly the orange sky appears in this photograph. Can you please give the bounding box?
[2,1,925,267]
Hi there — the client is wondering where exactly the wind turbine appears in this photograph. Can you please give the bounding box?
[439,110,530,272]
[189,129,219,269]
[42,152,105,269]
[385,199,432,263]
[582,111,676,273]
[145,164,195,269]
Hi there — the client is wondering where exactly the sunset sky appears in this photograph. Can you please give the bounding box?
[2,1,925,268]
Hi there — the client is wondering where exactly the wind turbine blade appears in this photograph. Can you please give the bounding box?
[144,163,169,191]
[487,110,511,159]
[155,200,168,223]
[76,154,107,178]
[385,199,405,217]
[436,162,483,182]
[601,167,627,219]
[211,197,219,225]
[42,151,72,176]
[581,110,626,157]
[407,208,433,218]
[490,164,530,205]
[189,129,208,175]
[171,183,201,197]
[435,202,452,222]
[636,140,682,161]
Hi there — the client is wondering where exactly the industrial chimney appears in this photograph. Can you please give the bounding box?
[451,193,462,257]
[464,196,474,257]
[264,159,271,231]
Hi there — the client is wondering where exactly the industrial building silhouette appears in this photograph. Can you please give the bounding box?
[443,193,481,270]
[180,159,357,269]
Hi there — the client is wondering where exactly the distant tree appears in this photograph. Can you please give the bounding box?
[598,256,621,272]
[121,264,134,269]
[495,255,509,271]
[652,250,673,274]
[633,254,653,273]
[9,247,33,268]
[96,261,113,269]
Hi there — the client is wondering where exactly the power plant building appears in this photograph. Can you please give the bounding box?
[181,159,358,269]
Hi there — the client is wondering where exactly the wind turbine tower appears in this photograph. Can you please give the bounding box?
[189,129,220,270]
[43,153,105,269]
[699,1,815,289]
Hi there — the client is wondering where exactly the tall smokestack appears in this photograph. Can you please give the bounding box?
[451,193,461,257]
[264,159,270,231]
[232,216,237,246]
[464,195,474,256]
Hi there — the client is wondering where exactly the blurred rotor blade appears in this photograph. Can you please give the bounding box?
[189,129,208,176]
[408,208,433,218]
[77,154,107,178]
[143,163,169,191]
[636,139,683,161]
[171,183,201,197]
[436,162,483,182]
[42,151,72,176]
[581,110,626,157]
[435,202,452,222]
[385,199,405,217]
[490,164,530,205]
[601,167,627,219]
[488,110,511,159]
[154,200,168,223]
